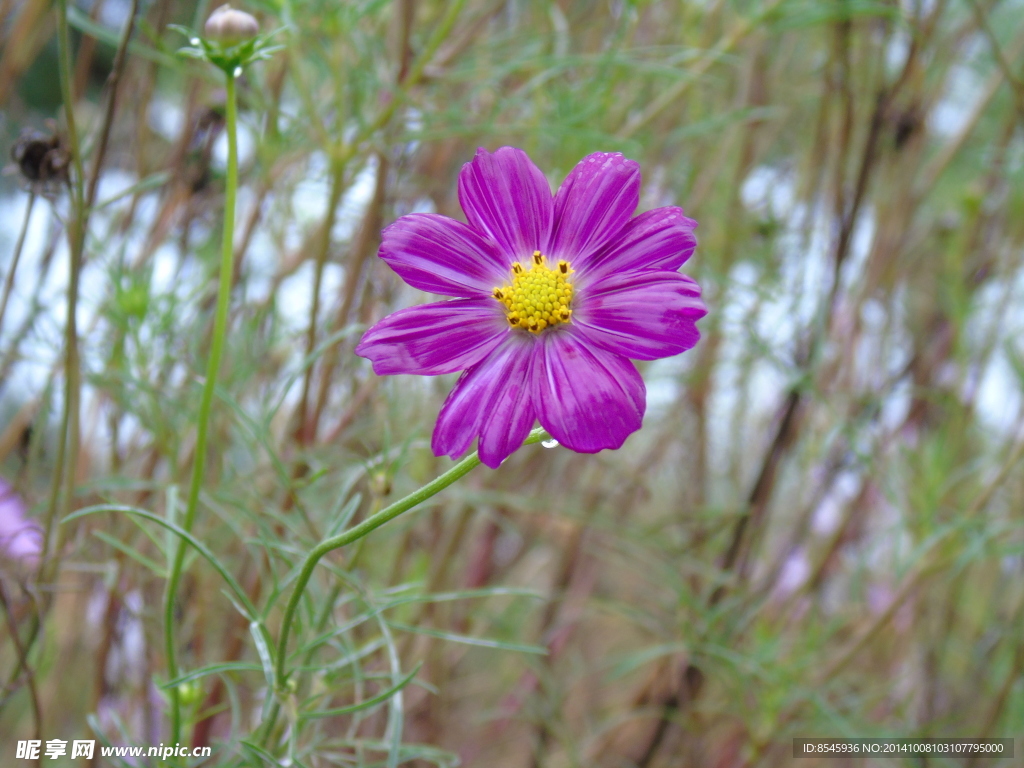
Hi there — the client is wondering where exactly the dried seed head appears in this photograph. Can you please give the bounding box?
[204,4,259,44]
[10,127,69,187]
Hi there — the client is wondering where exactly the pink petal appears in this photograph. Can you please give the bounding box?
[573,206,697,288]
[548,152,640,264]
[356,299,508,376]
[432,334,537,468]
[531,330,645,453]
[573,271,706,361]
[380,213,509,298]
[458,147,554,263]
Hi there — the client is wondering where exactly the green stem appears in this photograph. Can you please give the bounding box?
[41,0,85,601]
[45,0,86,562]
[258,427,550,746]
[163,70,239,745]
[10,6,84,723]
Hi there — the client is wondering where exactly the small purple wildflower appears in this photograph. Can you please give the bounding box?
[0,477,42,566]
[356,147,707,468]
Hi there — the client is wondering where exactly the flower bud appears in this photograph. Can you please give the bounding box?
[204,4,259,45]
[177,681,203,707]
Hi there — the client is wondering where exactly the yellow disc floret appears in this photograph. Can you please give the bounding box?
[493,251,574,333]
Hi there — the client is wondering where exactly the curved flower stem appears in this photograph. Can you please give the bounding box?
[163,69,239,746]
[257,427,550,746]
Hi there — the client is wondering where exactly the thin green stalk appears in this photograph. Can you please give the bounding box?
[40,0,85,590]
[163,70,239,745]
[257,427,550,746]
[16,4,87,751]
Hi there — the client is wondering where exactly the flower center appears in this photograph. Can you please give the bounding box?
[492,251,574,333]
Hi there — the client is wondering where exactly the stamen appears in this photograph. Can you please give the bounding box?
[492,252,574,334]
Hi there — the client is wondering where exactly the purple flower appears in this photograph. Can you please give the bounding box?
[0,477,42,566]
[356,147,706,468]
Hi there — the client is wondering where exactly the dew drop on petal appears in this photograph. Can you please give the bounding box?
[542,439,559,449]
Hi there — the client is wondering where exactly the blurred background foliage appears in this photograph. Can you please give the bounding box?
[1,0,1023,765]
